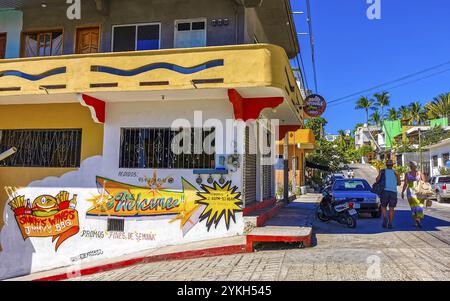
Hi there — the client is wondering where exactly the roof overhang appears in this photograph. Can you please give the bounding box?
[235,0,300,58]
[428,138,450,149]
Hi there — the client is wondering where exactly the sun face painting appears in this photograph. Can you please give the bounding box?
[8,191,80,251]
[87,175,243,234]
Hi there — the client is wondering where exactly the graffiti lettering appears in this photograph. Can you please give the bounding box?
[80,229,105,239]
[113,192,181,212]
[80,229,156,241]
[70,249,104,263]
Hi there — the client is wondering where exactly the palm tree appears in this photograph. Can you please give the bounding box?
[399,105,412,125]
[374,91,390,120]
[370,110,382,126]
[387,107,399,120]
[409,102,427,125]
[426,92,450,120]
[355,97,375,125]
[337,129,347,148]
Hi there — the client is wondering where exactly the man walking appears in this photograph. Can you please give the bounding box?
[376,159,401,229]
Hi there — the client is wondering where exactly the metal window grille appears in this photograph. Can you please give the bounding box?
[107,219,125,232]
[119,128,215,169]
[262,130,274,200]
[0,129,82,168]
[243,127,257,205]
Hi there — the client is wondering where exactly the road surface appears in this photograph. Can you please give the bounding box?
[73,164,450,281]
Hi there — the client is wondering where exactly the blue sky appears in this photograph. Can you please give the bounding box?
[291,0,450,134]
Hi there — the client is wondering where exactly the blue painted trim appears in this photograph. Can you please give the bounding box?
[0,67,66,81]
[90,59,224,76]
[193,169,229,175]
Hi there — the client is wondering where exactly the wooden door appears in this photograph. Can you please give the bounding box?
[76,27,99,54]
[0,33,6,59]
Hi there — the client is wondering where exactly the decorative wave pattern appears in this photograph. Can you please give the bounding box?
[0,67,67,81]
[90,59,224,76]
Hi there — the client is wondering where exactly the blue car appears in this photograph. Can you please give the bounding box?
[325,178,381,218]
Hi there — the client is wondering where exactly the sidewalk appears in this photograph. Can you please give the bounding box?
[8,193,321,281]
[9,236,246,281]
[267,194,321,227]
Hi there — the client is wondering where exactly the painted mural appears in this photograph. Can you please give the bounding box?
[87,174,243,234]
[8,191,80,251]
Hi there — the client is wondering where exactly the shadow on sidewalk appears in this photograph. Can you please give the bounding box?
[313,209,450,235]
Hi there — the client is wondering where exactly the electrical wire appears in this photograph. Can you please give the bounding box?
[296,52,309,91]
[328,60,450,105]
[306,0,318,93]
[327,66,450,109]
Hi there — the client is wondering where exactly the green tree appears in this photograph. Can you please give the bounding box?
[370,110,382,126]
[409,101,427,125]
[399,105,411,125]
[357,144,374,158]
[426,92,450,120]
[355,96,375,125]
[387,107,399,120]
[374,91,390,120]
[305,117,328,140]
[421,126,450,147]
[336,130,349,148]
[306,139,349,172]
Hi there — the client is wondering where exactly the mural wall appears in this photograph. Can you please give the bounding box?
[0,99,246,280]
[0,156,244,279]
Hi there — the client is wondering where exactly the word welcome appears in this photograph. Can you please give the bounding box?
[109,192,181,212]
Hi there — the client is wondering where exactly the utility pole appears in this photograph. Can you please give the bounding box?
[283,133,289,203]
[418,128,423,173]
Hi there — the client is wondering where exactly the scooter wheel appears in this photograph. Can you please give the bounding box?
[317,210,331,222]
[347,216,357,228]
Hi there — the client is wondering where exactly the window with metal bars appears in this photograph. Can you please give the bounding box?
[107,219,125,232]
[119,128,215,169]
[0,129,82,168]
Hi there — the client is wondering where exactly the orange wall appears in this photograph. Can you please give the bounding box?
[276,144,306,188]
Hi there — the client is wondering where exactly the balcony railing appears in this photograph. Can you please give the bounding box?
[0,44,303,115]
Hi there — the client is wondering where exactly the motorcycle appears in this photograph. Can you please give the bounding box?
[317,189,358,228]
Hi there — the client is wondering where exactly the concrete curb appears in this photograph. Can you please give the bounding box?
[33,244,247,281]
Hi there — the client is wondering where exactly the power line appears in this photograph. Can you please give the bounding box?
[327,66,450,109]
[306,0,318,93]
[328,60,450,105]
[296,52,309,91]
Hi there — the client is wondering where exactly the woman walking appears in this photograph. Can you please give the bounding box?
[401,161,427,228]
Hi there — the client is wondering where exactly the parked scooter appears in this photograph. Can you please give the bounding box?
[317,189,358,228]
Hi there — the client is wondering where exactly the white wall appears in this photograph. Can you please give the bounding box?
[0,99,250,280]
[0,10,23,59]
[429,143,450,176]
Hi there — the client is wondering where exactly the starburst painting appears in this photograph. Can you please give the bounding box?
[196,181,243,231]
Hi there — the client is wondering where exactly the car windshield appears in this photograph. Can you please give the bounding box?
[333,179,371,191]
[438,177,450,183]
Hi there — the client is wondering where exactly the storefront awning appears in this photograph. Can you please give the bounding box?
[305,161,331,172]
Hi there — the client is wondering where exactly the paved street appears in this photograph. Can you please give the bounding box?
[74,164,450,281]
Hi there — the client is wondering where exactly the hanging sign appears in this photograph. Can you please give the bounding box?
[304,94,327,117]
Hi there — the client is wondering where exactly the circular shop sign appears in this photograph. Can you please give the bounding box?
[304,94,327,117]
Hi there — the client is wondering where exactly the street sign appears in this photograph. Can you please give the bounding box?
[304,94,327,118]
